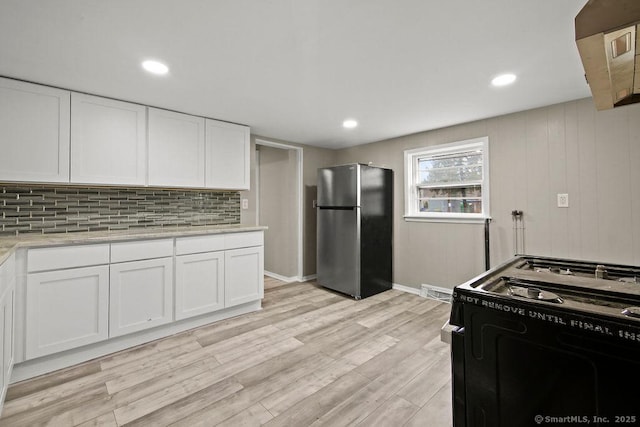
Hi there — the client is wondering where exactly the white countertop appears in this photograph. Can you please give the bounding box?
[0,224,268,264]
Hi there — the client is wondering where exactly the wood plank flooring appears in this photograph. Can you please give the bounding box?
[0,277,453,426]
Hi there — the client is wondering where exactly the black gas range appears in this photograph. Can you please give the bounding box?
[449,255,640,427]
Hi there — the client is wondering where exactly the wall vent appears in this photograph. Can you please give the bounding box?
[420,284,453,303]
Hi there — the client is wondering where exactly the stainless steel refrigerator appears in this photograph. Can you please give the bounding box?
[316,164,393,299]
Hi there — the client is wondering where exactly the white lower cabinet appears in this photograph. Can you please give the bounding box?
[109,258,173,337]
[25,266,109,359]
[175,252,225,320]
[3,286,14,385]
[16,231,264,386]
[225,246,264,307]
[0,290,6,403]
[0,255,15,405]
[0,284,14,405]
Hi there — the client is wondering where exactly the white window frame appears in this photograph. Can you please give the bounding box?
[403,136,490,223]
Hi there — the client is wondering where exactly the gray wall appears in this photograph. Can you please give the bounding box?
[258,145,298,278]
[335,98,640,289]
[241,135,337,279]
[302,144,338,277]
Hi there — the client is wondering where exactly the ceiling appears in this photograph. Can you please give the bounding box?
[0,0,590,149]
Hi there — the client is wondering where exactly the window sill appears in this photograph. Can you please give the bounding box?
[403,215,490,224]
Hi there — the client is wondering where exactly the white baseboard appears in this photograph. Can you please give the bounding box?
[300,274,317,282]
[264,271,298,283]
[392,283,421,296]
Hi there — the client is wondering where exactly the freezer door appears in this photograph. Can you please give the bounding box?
[317,165,359,207]
[317,207,360,297]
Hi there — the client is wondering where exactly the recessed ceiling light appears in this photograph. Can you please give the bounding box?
[491,73,516,87]
[142,60,169,75]
[343,119,358,129]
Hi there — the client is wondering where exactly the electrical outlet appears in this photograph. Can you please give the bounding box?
[557,193,569,208]
[242,199,249,210]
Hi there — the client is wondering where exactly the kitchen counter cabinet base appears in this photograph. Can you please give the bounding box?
[9,229,265,383]
[225,246,264,307]
[109,258,173,338]
[175,251,225,320]
[11,300,260,383]
[25,266,109,360]
[0,253,16,410]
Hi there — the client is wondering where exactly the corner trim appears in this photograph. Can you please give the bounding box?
[264,270,298,283]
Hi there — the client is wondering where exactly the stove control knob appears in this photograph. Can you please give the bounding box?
[527,288,542,299]
[595,265,608,279]
[622,307,640,318]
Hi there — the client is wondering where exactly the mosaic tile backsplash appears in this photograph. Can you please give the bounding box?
[0,184,240,236]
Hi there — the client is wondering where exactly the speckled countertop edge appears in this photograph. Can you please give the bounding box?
[0,224,268,265]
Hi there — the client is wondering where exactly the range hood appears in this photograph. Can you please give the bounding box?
[576,0,640,110]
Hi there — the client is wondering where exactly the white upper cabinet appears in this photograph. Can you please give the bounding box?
[205,119,250,190]
[148,108,205,187]
[70,93,147,185]
[0,77,70,183]
[0,77,252,189]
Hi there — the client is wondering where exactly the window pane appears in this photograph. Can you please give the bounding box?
[418,185,481,198]
[405,138,488,220]
[418,165,482,185]
[419,198,482,214]
[418,153,482,171]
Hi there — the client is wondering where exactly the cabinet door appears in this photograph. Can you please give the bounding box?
[0,289,6,403]
[225,246,264,307]
[148,108,205,187]
[109,258,173,337]
[71,93,147,185]
[205,119,250,190]
[25,266,109,359]
[3,286,14,385]
[0,77,70,183]
[175,252,224,320]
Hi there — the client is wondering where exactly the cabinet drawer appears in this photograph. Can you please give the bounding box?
[176,234,225,255]
[111,239,173,263]
[28,244,110,272]
[225,232,263,250]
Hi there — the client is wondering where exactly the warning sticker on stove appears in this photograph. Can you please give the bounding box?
[454,291,640,344]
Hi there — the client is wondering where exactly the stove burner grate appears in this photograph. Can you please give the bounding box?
[516,258,640,282]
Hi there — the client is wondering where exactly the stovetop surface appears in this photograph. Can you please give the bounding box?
[455,255,640,322]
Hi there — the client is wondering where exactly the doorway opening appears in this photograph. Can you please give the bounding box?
[255,139,303,283]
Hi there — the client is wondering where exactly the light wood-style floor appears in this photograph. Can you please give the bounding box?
[0,277,453,426]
